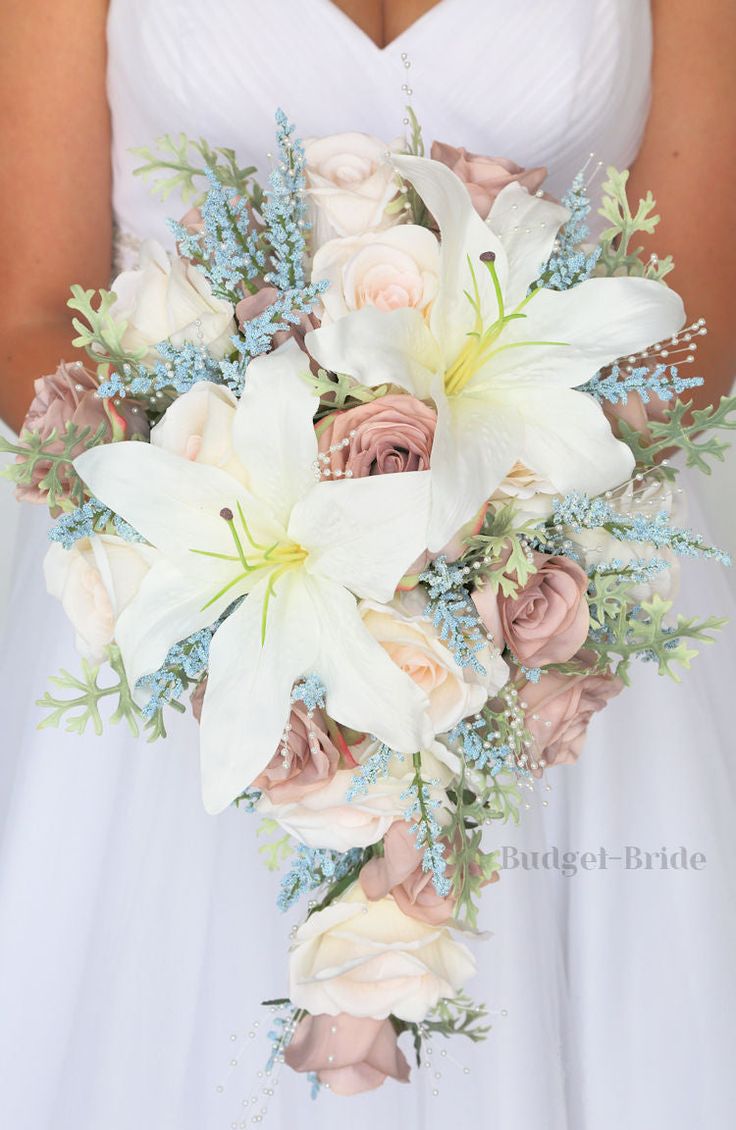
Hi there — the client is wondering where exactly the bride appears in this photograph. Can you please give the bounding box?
[1,2,734,1128]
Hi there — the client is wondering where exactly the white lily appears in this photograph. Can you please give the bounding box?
[306,156,686,550]
[75,342,434,814]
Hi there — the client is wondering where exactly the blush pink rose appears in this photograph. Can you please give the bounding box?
[473,552,590,667]
[521,662,624,769]
[16,361,149,505]
[251,703,341,804]
[430,142,547,219]
[360,820,455,926]
[235,286,320,354]
[285,1012,410,1095]
[317,394,436,479]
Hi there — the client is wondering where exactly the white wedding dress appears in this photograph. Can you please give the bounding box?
[1,2,735,1128]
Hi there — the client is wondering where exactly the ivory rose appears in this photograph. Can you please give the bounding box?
[16,361,148,505]
[473,552,590,667]
[520,662,624,769]
[150,382,243,479]
[489,461,559,524]
[570,478,683,601]
[256,739,455,852]
[360,820,455,926]
[251,703,340,805]
[360,590,508,734]
[312,226,440,325]
[304,132,400,247]
[43,535,158,662]
[284,1012,410,1095]
[317,394,436,480]
[289,881,476,1022]
[109,239,236,363]
[430,141,547,219]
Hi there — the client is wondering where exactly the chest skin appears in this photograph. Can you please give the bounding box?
[328,0,444,48]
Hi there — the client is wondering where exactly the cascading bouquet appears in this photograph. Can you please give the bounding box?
[3,109,734,1101]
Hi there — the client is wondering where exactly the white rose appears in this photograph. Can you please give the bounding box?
[570,478,682,601]
[151,382,245,480]
[489,460,560,523]
[44,535,158,662]
[304,132,401,248]
[109,240,236,363]
[289,881,476,1022]
[313,226,440,326]
[257,739,457,852]
[360,591,508,736]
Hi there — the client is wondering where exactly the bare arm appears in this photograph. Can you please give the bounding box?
[0,0,111,433]
[627,0,736,410]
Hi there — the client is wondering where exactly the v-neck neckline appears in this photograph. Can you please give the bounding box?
[319,0,449,53]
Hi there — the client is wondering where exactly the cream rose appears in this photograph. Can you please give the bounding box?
[570,478,682,601]
[304,132,401,248]
[44,535,158,662]
[360,590,508,735]
[489,461,560,523]
[109,240,236,363]
[150,382,244,480]
[312,226,440,325]
[256,739,456,852]
[289,881,476,1023]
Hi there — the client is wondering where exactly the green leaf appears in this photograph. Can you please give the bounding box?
[303,368,390,418]
[0,420,108,511]
[620,395,736,474]
[596,166,674,281]
[131,133,258,206]
[256,818,295,872]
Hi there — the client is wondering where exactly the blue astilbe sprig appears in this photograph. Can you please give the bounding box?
[277,845,363,912]
[137,628,213,719]
[539,169,601,290]
[49,497,144,549]
[227,282,326,394]
[580,362,703,406]
[291,674,327,714]
[549,490,731,565]
[97,342,225,399]
[448,717,512,777]
[345,743,400,802]
[169,167,264,299]
[402,754,452,897]
[420,557,488,676]
[263,109,311,291]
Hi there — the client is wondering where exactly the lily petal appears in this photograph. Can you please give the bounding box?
[428,386,522,551]
[289,471,432,601]
[115,553,236,688]
[199,571,321,814]
[393,154,506,362]
[510,386,635,495]
[232,340,320,524]
[306,305,440,399]
[486,182,569,307]
[75,442,251,556]
[308,576,433,754]
[484,275,685,389]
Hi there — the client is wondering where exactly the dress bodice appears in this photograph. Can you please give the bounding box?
[107,0,652,257]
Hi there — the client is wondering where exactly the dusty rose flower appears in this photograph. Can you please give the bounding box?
[360,820,455,926]
[190,677,207,722]
[473,551,589,666]
[284,1012,410,1095]
[430,142,547,219]
[251,703,340,804]
[235,286,320,353]
[603,389,652,440]
[16,361,149,505]
[317,394,436,479]
[520,661,624,769]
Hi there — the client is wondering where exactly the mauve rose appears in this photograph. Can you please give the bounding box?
[360,820,455,926]
[16,361,149,505]
[285,1012,410,1096]
[235,286,320,353]
[474,551,589,667]
[430,142,547,219]
[317,394,436,479]
[603,389,652,440]
[251,703,340,805]
[521,661,624,769]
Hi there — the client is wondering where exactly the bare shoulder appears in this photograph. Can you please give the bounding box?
[1,0,112,306]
